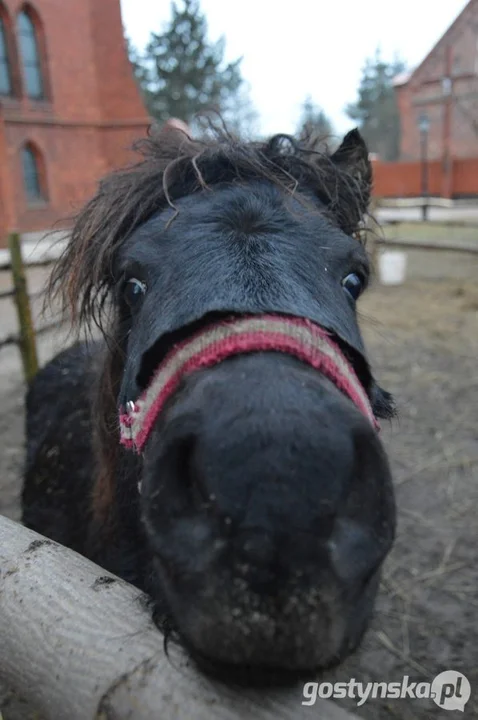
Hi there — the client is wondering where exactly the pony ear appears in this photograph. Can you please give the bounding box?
[330,129,372,215]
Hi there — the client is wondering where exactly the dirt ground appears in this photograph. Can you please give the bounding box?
[0,269,477,719]
[327,278,478,719]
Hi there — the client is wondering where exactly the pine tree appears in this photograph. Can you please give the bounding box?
[222,83,260,139]
[130,0,246,130]
[297,96,334,148]
[346,50,406,161]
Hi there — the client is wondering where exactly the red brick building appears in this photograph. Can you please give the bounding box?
[394,0,478,194]
[0,0,150,244]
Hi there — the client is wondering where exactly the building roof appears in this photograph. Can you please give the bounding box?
[396,0,476,87]
[392,71,412,87]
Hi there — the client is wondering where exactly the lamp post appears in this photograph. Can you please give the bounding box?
[418,113,430,222]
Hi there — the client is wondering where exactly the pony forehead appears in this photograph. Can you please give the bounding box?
[47,128,370,329]
[105,129,369,246]
[118,180,366,265]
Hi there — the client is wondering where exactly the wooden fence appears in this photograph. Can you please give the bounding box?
[367,197,478,260]
[374,222,478,255]
[0,514,358,720]
[0,232,63,383]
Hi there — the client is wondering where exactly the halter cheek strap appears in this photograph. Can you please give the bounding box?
[119,315,378,453]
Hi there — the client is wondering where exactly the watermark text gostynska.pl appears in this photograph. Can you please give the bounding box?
[302,671,471,712]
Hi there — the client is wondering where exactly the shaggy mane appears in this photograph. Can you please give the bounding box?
[49,125,370,331]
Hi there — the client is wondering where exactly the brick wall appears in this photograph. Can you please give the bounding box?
[90,0,149,123]
[0,0,150,244]
[397,0,478,169]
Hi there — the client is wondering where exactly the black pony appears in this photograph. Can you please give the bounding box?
[22,122,396,682]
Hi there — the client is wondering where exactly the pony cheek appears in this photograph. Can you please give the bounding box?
[119,376,139,410]
[118,342,146,407]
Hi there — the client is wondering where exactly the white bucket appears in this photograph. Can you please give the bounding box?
[378,250,407,286]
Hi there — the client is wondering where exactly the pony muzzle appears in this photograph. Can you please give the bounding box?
[119,314,378,453]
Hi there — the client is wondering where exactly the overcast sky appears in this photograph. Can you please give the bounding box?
[120,0,469,137]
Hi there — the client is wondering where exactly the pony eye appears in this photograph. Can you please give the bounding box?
[123,278,147,308]
[342,273,364,302]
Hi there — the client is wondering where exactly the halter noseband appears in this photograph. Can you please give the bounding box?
[119,315,378,453]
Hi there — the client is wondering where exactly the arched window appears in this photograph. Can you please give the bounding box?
[22,144,46,203]
[17,9,43,99]
[0,14,12,96]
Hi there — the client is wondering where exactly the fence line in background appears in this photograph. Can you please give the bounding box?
[8,233,39,381]
[1,220,477,383]
[0,232,64,382]
[383,219,478,229]
[374,235,478,254]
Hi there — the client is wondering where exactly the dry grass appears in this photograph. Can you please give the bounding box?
[319,278,478,719]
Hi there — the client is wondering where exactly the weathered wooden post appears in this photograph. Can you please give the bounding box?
[8,232,38,382]
[367,197,380,272]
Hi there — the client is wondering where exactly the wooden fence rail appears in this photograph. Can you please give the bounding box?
[8,232,39,381]
[0,288,15,300]
[0,233,64,382]
[0,514,357,720]
[374,236,478,255]
[383,219,478,229]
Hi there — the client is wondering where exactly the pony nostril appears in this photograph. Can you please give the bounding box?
[176,436,212,508]
[328,518,383,590]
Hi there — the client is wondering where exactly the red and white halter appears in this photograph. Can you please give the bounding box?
[119,315,378,453]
